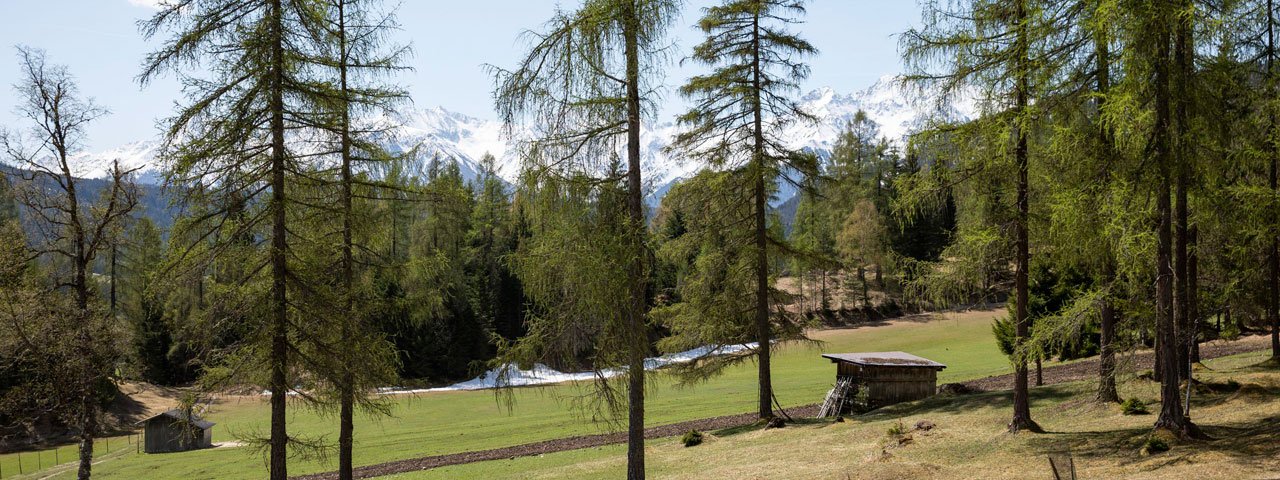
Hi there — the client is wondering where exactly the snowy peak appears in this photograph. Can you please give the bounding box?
[70,140,164,184]
[73,75,976,208]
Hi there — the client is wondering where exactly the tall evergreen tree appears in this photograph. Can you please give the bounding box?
[308,1,410,476]
[140,2,334,477]
[669,0,817,420]
[492,1,678,477]
[902,0,1085,432]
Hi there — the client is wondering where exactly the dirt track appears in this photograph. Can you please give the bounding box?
[961,334,1273,392]
[292,334,1273,480]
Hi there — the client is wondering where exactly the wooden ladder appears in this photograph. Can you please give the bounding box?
[817,377,856,418]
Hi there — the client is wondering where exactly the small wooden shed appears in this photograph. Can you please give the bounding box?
[139,409,215,453]
[819,351,946,414]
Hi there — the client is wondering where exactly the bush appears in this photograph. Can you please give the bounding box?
[681,430,703,447]
[1141,436,1170,455]
[887,420,907,436]
[1120,398,1148,415]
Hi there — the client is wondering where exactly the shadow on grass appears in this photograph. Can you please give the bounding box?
[845,383,1081,424]
[1017,412,1280,474]
[711,417,834,438]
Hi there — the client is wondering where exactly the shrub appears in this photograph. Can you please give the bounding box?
[1141,436,1170,455]
[887,420,907,436]
[682,430,703,447]
[1120,398,1148,415]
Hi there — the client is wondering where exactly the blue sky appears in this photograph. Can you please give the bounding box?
[0,1,921,151]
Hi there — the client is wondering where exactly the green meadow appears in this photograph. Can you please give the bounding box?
[18,309,1013,480]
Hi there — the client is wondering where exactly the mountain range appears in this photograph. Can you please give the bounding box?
[71,75,975,210]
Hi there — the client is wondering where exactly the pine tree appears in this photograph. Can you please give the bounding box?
[140,2,335,477]
[307,1,410,476]
[902,0,1086,433]
[669,0,817,419]
[492,1,678,477]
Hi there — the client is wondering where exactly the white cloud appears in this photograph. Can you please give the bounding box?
[127,0,165,10]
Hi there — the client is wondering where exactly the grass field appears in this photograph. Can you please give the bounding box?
[19,308,1019,479]
[385,350,1280,479]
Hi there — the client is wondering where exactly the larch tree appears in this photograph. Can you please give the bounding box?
[1,47,139,479]
[139,1,335,477]
[491,1,678,478]
[668,0,817,420]
[902,0,1085,432]
[1119,0,1192,435]
[308,0,410,477]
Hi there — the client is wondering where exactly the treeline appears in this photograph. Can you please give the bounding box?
[898,0,1280,436]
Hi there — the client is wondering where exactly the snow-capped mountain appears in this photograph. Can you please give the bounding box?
[72,75,975,207]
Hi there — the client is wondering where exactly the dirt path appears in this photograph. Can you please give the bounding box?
[292,334,1272,480]
[961,334,1273,392]
[291,406,820,480]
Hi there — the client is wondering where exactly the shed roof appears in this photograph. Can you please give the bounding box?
[137,409,216,430]
[821,351,946,370]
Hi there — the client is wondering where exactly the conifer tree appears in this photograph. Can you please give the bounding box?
[902,0,1084,433]
[307,1,410,476]
[140,2,334,477]
[492,1,677,477]
[669,0,817,419]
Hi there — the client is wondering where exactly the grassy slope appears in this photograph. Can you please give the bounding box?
[388,350,1280,480]
[27,308,1012,479]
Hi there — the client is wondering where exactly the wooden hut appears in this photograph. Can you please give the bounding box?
[818,352,946,415]
[138,409,215,453]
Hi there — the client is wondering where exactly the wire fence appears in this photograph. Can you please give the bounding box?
[0,434,138,479]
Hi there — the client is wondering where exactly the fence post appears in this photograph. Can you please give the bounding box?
[55,446,59,465]
[37,450,41,470]
[17,452,22,475]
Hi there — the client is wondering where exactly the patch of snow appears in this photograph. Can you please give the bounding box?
[376,343,756,395]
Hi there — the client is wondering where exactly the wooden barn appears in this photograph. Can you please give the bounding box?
[138,409,215,453]
[817,352,946,415]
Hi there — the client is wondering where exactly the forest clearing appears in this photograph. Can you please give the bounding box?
[3,309,1275,479]
[3,0,1280,479]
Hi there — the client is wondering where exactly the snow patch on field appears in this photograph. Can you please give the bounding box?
[377,343,756,395]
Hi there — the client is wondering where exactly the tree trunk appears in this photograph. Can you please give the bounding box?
[1172,0,1193,382]
[109,243,117,314]
[268,0,289,477]
[1269,0,1280,362]
[821,270,828,312]
[1152,1,1186,434]
[1189,226,1200,363]
[1097,289,1120,402]
[76,395,95,480]
[858,265,868,308]
[622,3,647,478]
[1008,0,1038,434]
[751,8,774,421]
[1035,356,1043,387]
[337,3,355,478]
[1094,20,1121,403]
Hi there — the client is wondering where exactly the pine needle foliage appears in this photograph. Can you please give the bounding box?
[491,1,678,478]
[668,0,818,420]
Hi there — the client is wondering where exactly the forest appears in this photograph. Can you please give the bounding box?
[1,0,1278,479]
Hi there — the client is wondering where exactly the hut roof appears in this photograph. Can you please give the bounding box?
[821,351,946,370]
[137,409,216,430]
